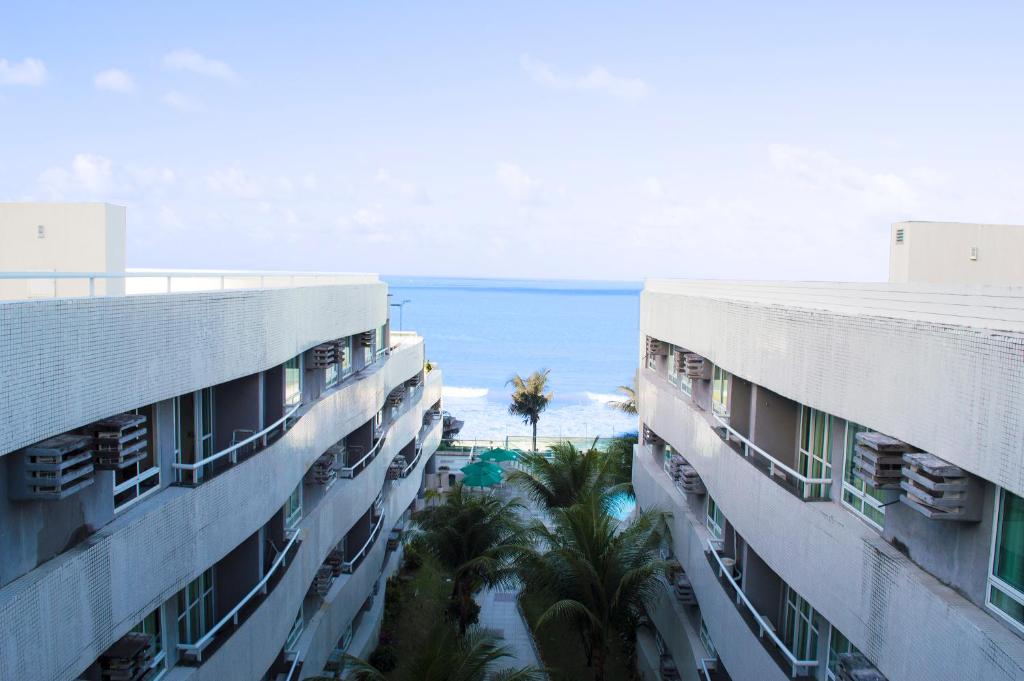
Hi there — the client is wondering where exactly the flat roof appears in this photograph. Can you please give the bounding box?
[644,279,1024,333]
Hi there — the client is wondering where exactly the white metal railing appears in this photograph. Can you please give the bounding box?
[339,429,389,479]
[699,657,717,681]
[341,513,386,573]
[171,403,303,479]
[400,443,425,478]
[706,539,818,677]
[177,529,302,663]
[0,269,376,299]
[283,651,301,681]
[711,414,832,500]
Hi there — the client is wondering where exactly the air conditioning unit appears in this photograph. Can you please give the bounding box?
[312,451,337,486]
[853,432,912,490]
[659,655,681,680]
[900,452,982,521]
[8,434,95,501]
[359,330,375,348]
[85,413,148,470]
[314,565,335,598]
[837,652,888,681]
[387,456,406,480]
[679,465,706,495]
[645,336,669,357]
[309,342,339,368]
[683,353,711,380]
[673,574,696,605]
[387,387,406,407]
[98,631,154,681]
[326,549,345,577]
[408,373,423,387]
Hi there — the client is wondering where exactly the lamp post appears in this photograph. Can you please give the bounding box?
[389,299,411,330]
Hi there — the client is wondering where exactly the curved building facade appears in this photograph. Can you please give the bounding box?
[0,268,443,681]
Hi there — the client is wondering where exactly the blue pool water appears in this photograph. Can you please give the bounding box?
[383,276,641,440]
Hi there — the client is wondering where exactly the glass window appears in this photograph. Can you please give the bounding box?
[325,362,339,388]
[177,569,215,645]
[781,585,820,664]
[285,607,304,652]
[175,389,214,483]
[376,323,387,359]
[284,356,302,408]
[114,404,161,512]
[989,488,1024,631]
[706,495,724,540]
[841,422,885,529]
[666,348,678,386]
[340,337,353,376]
[711,366,729,416]
[285,483,303,531]
[798,406,832,498]
[699,618,717,658]
[133,606,167,678]
[826,626,858,681]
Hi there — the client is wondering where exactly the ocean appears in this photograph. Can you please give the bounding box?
[383,276,641,441]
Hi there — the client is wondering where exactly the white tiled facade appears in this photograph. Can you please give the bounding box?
[634,280,1024,681]
[0,276,443,681]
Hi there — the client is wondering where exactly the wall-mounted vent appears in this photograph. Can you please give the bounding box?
[853,431,913,490]
[85,413,148,470]
[98,632,155,681]
[312,451,337,486]
[900,452,982,521]
[683,353,712,380]
[314,565,335,598]
[895,228,905,243]
[645,336,669,357]
[8,434,95,501]
[642,424,663,446]
[310,341,339,369]
[359,330,375,348]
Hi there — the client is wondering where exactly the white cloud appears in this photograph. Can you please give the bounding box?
[161,90,204,112]
[374,169,429,204]
[37,154,175,199]
[354,207,383,226]
[0,57,47,86]
[520,55,648,99]
[496,163,539,202]
[205,167,263,199]
[163,49,236,81]
[94,68,136,93]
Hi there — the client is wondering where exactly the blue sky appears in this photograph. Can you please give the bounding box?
[2,2,1023,280]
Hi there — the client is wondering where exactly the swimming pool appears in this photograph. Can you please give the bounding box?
[607,491,637,521]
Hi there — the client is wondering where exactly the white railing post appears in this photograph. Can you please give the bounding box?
[88,277,95,297]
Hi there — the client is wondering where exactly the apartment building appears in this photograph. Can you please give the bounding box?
[0,204,445,681]
[633,222,1024,681]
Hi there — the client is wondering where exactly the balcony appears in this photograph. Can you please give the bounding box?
[177,531,303,665]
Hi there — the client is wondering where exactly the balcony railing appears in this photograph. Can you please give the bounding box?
[705,539,817,678]
[339,429,389,479]
[171,403,303,484]
[711,415,831,501]
[342,512,386,574]
[177,530,302,664]
[0,269,376,299]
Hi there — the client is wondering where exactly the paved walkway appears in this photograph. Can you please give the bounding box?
[477,585,544,672]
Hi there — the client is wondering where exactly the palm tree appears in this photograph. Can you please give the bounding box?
[410,483,529,634]
[507,369,553,452]
[607,377,637,415]
[507,442,618,509]
[523,497,668,681]
[347,625,543,681]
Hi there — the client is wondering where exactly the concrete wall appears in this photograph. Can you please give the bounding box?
[889,221,1024,285]
[639,370,1024,681]
[0,281,387,456]
[0,339,428,681]
[641,282,1024,499]
[0,202,126,299]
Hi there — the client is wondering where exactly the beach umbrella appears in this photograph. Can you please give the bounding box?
[460,461,503,487]
[478,447,518,463]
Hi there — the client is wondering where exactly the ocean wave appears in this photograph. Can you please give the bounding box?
[443,386,490,399]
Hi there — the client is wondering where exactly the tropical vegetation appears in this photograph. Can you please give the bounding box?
[507,369,553,452]
[521,495,668,681]
[607,377,637,415]
[507,441,620,509]
[348,625,542,681]
[407,483,530,633]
